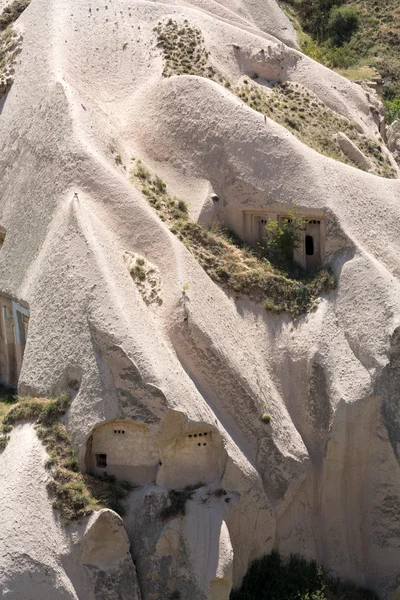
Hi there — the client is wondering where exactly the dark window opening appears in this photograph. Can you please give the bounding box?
[198,443,201,447]
[305,235,314,256]
[96,453,107,468]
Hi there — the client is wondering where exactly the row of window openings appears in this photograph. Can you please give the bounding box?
[95,441,209,469]
[259,218,320,225]
[188,432,208,438]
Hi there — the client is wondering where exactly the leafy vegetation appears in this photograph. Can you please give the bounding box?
[230,551,378,600]
[260,413,271,424]
[131,160,336,317]
[266,205,307,265]
[281,0,400,123]
[0,0,30,31]
[0,390,132,520]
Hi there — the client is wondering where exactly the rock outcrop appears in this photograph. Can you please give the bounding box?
[388,120,400,165]
[0,0,400,599]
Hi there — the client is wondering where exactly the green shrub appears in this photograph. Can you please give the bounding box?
[328,6,359,45]
[230,551,378,600]
[177,199,188,213]
[265,204,306,266]
[325,44,358,68]
[0,0,30,31]
[260,413,271,424]
[385,95,400,124]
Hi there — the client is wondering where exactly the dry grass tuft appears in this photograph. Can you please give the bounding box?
[236,80,395,178]
[155,19,231,86]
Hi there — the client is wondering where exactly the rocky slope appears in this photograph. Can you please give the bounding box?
[0,0,399,599]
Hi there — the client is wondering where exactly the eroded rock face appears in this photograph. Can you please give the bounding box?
[336,132,372,171]
[387,120,400,165]
[125,486,237,600]
[80,510,142,600]
[1,0,400,597]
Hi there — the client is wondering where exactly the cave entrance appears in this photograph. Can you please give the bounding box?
[0,295,29,388]
[305,220,321,271]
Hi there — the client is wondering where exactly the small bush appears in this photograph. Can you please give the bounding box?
[177,199,188,213]
[261,413,271,424]
[160,484,203,520]
[328,6,359,45]
[133,265,146,280]
[265,204,306,266]
[135,160,150,181]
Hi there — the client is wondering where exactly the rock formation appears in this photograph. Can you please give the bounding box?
[0,0,400,599]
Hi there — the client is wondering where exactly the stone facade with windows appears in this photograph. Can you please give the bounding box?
[0,294,29,388]
[243,210,326,271]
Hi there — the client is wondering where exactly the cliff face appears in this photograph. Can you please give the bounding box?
[0,0,399,599]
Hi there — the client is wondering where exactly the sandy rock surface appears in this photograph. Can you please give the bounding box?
[0,0,400,599]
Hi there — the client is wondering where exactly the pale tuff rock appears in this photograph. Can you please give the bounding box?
[387,120,400,165]
[125,485,237,599]
[336,132,372,171]
[1,0,400,598]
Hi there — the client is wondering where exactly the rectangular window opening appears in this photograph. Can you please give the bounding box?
[96,453,107,468]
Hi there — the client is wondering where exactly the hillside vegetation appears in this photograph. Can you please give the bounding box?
[131,159,336,316]
[281,0,400,122]
[0,389,131,520]
[156,19,396,176]
[230,552,378,600]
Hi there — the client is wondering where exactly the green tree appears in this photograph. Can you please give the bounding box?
[266,205,306,265]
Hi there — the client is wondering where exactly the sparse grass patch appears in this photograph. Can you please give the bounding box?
[0,24,21,88]
[154,19,394,176]
[155,19,231,86]
[261,413,271,424]
[131,161,336,317]
[235,80,395,177]
[230,551,378,600]
[1,393,132,520]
